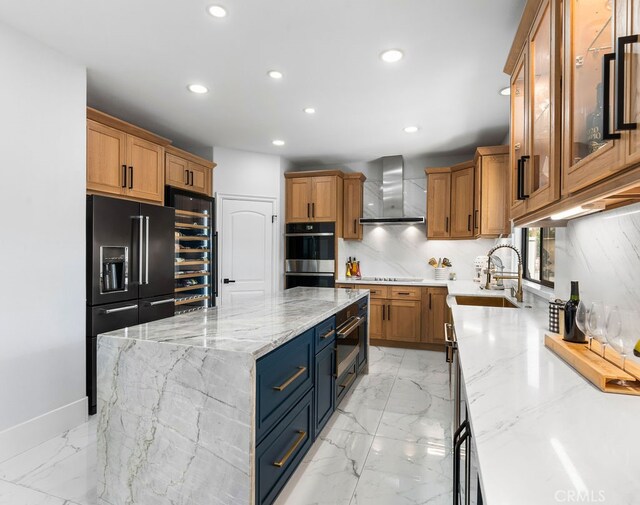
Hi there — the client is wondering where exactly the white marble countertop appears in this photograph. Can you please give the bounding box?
[99,287,368,358]
[336,277,450,287]
[451,283,640,504]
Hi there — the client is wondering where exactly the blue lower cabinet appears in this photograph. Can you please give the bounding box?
[314,316,336,353]
[256,389,314,505]
[256,329,314,443]
[314,343,335,436]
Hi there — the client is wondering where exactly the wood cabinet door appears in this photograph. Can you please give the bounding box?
[510,49,529,220]
[450,166,474,238]
[427,287,449,345]
[126,135,164,203]
[188,162,208,195]
[387,300,421,342]
[286,178,312,222]
[623,0,640,167]
[562,0,625,194]
[526,0,561,210]
[311,176,337,221]
[87,120,126,196]
[369,298,386,340]
[343,177,363,240]
[165,153,189,190]
[426,172,451,239]
[480,154,510,236]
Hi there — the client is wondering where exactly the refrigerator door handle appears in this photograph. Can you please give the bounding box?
[102,304,138,314]
[145,216,150,285]
[135,216,144,285]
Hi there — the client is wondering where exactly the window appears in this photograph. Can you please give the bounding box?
[522,227,555,287]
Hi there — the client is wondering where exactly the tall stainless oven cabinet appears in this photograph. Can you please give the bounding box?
[285,222,335,288]
[86,195,175,415]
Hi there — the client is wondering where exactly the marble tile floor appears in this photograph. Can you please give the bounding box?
[0,347,453,505]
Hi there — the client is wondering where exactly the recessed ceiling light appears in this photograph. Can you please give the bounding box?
[268,70,283,79]
[403,126,419,133]
[187,84,209,94]
[380,49,404,63]
[272,139,285,146]
[303,107,316,114]
[499,86,511,96]
[207,5,227,17]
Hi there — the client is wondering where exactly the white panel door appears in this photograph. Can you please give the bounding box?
[220,197,275,305]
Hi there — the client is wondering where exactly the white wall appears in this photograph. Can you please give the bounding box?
[213,147,286,291]
[0,21,87,457]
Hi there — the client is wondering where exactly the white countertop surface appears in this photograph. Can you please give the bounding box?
[99,287,368,358]
[337,277,450,287]
[450,283,640,504]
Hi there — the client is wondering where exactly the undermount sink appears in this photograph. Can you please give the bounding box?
[454,295,519,309]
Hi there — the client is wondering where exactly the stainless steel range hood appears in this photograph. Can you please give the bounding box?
[359,155,425,225]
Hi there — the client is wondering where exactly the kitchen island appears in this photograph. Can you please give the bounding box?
[96,287,369,505]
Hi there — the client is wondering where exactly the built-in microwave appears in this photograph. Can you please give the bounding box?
[285,222,335,288]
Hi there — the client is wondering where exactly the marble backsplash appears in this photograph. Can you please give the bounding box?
[554,202,640,312]
[341,177,506,280]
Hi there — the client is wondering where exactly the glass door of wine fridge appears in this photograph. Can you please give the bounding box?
[166,187,217,314]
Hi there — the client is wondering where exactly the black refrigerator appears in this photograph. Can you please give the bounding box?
[86,195,175,415]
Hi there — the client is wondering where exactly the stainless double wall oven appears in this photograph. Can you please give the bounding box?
[285,222,335,288]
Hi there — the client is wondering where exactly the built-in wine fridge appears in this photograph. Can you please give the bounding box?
[165,187,217,314]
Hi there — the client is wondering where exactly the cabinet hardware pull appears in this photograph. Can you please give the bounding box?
[353,219,357,234]
[397,291,411,295]
[467,214,471,232]
[339,371,357,390]
[474,209,479,230]
[516,157,523,200]
[102,304,138,314]
[321,329,335,339]
[273,366,307,391]
[122,165,127,188]
[445,216,449,233]
[616,35,639,131]
[307,203,310,218]
[185,169,189,185]
[129,166,134,189]
[521,156,530,199]
[311,202,315,217]
[272,430,306,468]
[387,304,391,320]
[603,52,621,140]
[190,171,194,186]
[429,292,432,310]
[148,298,175,306]
[382,304,385,321]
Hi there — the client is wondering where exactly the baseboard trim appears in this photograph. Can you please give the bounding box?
[370,339,445,352]
[0,397,88,463]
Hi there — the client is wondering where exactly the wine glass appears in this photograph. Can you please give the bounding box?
[605,308,636,382]
[587,302,606,358]
[575,300,590,349]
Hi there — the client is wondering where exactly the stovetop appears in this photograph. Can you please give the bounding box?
[359,276,424,283]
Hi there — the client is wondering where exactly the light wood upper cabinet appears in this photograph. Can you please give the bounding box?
[474,146,510,237]
[311,176,338,221]
[126,135,164,203]
[86,108,170,204]
[285,171,344,229]
[509,49,529,220]
[343,173,366,240]
[450,162,475,238]
[165,146,215,197]
[426,169,451,239]
[87,120,127,196]
[626,0,640,167]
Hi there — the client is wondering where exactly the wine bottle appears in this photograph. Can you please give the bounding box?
[563,281,586,343]
[634,339,640,358]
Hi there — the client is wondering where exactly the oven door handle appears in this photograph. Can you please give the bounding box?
[337,316,363,337]
[284,232,335,237]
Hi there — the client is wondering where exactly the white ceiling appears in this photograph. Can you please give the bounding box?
[0,0,525,165]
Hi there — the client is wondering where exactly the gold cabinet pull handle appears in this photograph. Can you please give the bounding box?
[273,430,307,468]
[273,366,307,391]
[339,371,357,390]
[321,329,335,340]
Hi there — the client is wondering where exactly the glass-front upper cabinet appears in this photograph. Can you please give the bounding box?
[563,0,625,193]
[510,49,529,219]
[526,0,561,212]
[624,0,640,165]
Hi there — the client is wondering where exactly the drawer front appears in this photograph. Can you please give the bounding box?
[390,285,421,301]
[256,329,314,443]
[256,390,314,505]
[335,361,357,406]
[360,284,389,299]
[315,316,336,353]
[314,344,335,437]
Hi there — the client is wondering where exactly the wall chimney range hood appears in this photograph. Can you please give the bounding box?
[359,155,425,225]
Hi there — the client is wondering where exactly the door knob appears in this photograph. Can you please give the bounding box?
[223,278,236,284]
